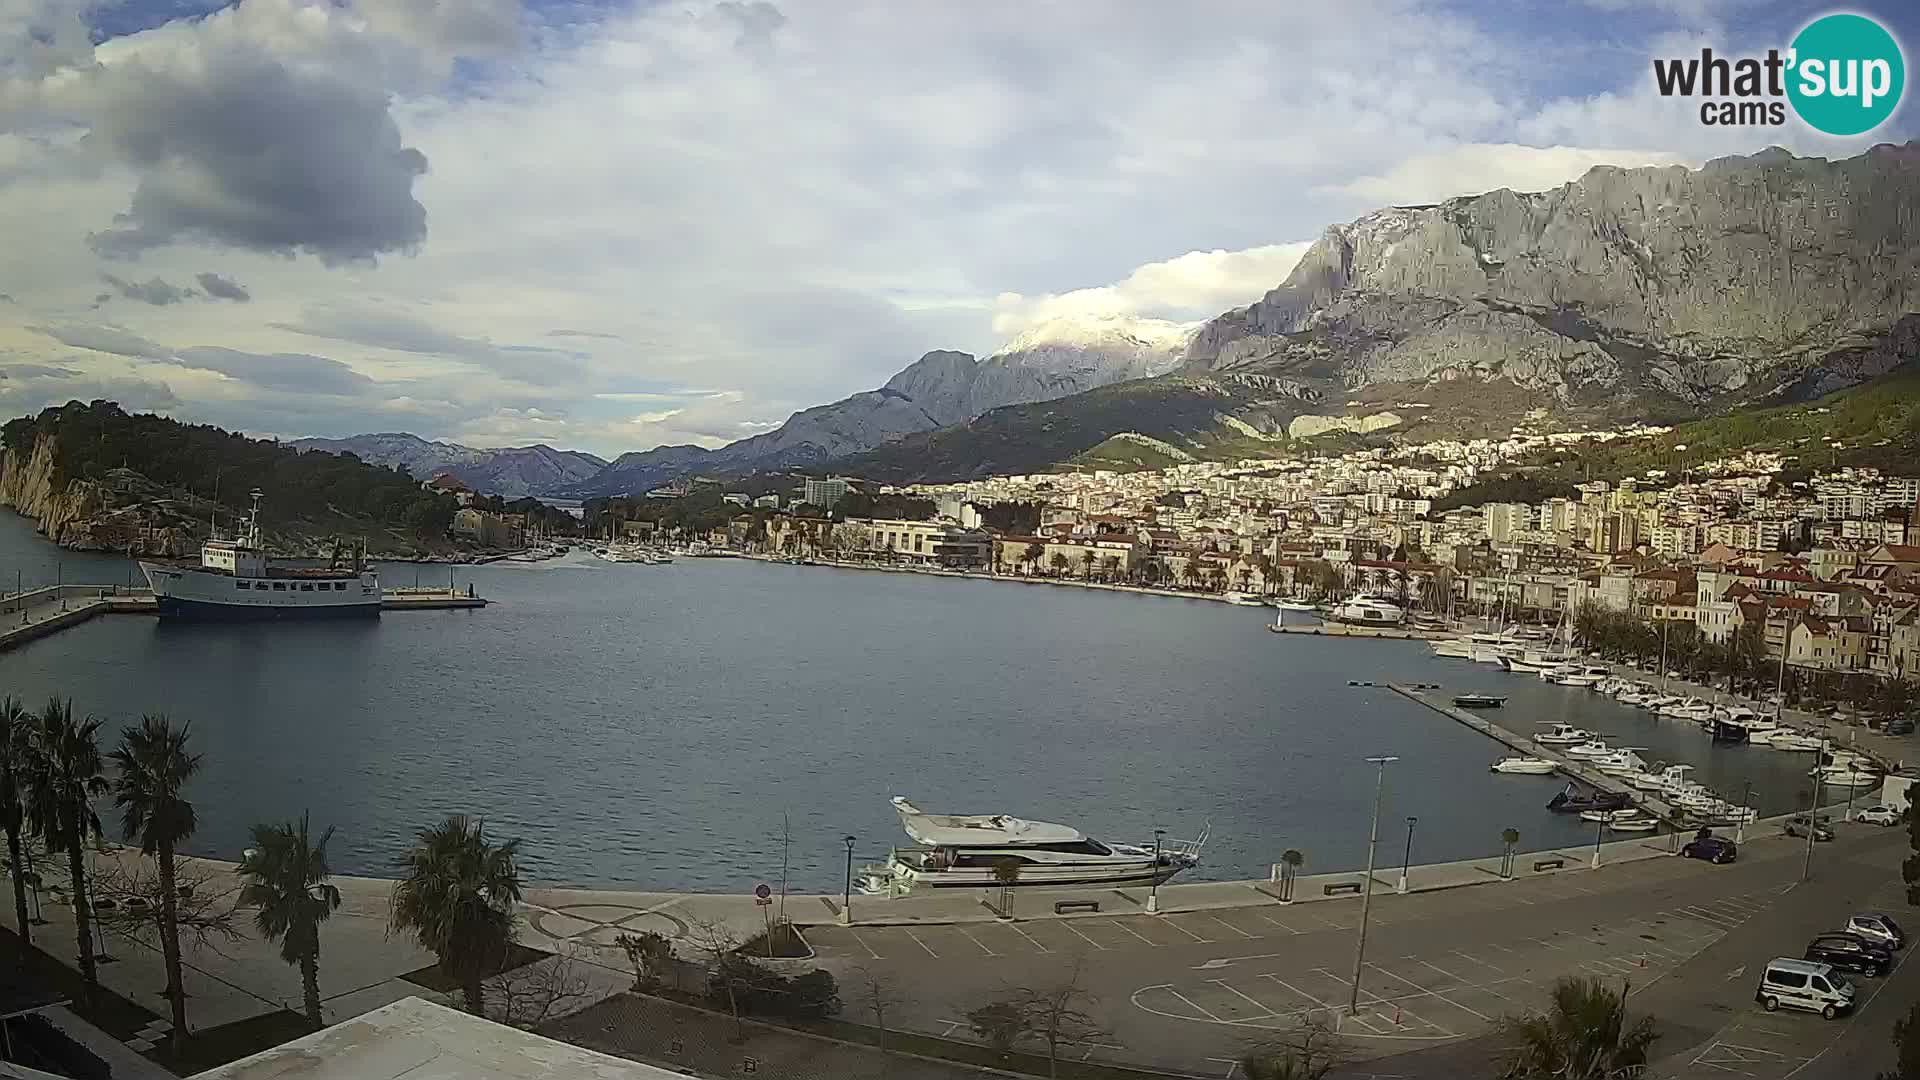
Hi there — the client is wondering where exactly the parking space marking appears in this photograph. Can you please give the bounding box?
[1160,917,1212,944]
[845,927,882,959]
[1109,919,1160,947]
[1412,958,1465,983]
[1366,962,1493,1023]
[1252,910,1304,934]
[1313,968,1451,1036]
[1007,922,1052,953]
[1209,979,1281,1020]
[1204,913,1259,940]
[1061,921,1109,951]
[1675,905,1741,929]
[900,928,939,958]
[1165,987,1225,1023]
[1260,973,1333,1010]
[1451,949,1505,974]
[955,925,997,956]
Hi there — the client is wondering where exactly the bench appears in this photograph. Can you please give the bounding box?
[1324,882,1363,896]
[1053,900,1100,915]
[1532,858,1566,872]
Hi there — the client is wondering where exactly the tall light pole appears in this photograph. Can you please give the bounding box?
[1801,780,1819,883]
[1590,811,1606,870]
[1397,817,1417,895]
[1349,755,1398,1016]
[1147,828,1167,914]
[841,835,856,926]
[1735,780,1752,844]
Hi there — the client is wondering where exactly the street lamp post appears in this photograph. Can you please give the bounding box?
[1735,780,1753,844]
[1844,766,1862,822]
[841,835,856,926]
[1590,812,1606,870]
[1348,755,1398,1017]
[1147,828,1166,914]
[1801,781,1819,883]
[1397,817,1417,895]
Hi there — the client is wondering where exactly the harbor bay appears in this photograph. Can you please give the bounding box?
[0,511,1829,894]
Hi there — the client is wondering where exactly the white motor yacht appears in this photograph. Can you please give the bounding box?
[1490,756,1558,775]
[1430,637,1473,659]
[1816,764,1883,788]
[856,797,1206,896]
[1592,749,1650,777]
[1660,698,1715,723]
[1223,591,1265,606]
[1564,740,1614,760]
[1535,723,1594,746]
[1327,594,1406,627]
[1761,730,1826,752]
[1274,597,1320,612]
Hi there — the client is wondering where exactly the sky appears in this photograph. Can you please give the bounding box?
[1,0,1916,458]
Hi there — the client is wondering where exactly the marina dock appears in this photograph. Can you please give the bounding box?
[0,582,487,651]
[1390,682,1686,824]
[1268,622,1439,640]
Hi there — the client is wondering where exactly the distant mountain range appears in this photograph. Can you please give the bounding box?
[288,433,606,498]
[298,144,1920,495]
[298,315,1186,497]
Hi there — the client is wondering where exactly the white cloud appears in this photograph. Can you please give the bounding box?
[1320,143,1696,205]
[990,242,1315,340]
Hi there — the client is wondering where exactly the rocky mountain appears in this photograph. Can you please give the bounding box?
[569,315,1186,495]
[290,433,607,498]
[1185,143,1920,411]
[830,144,1920,485]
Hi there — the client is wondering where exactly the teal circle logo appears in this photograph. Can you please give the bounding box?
[1787,13,1905,136]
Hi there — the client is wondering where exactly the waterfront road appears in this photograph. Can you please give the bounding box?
[801,824,1913,1078]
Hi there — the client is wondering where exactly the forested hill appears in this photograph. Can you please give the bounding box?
[0,400,458,547]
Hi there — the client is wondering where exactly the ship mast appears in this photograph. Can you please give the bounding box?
[246,489,264,550]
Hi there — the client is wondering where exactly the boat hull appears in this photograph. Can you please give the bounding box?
[153,595,380,620]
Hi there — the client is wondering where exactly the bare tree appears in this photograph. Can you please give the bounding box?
[486,944,598,1029]
[614,929,674,991]
[991,857,1022,918]
[90,854,240,957]
[1240,1015,1348,1079]
[967,998,1031,1055]
[685,917,749,1041]
[850,963,915,1057]
[1014,958,1112,1079]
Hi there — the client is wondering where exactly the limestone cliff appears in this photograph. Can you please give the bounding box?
[1184,143,1920,412]
[0,437,103,547]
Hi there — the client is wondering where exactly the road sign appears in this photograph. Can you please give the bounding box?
[755,896,772,907]
[754,883,771,899]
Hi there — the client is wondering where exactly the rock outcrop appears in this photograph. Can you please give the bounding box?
[1185,143,1920,410]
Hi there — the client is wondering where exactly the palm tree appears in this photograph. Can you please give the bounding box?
[238,814,342,1029]
[110,715,202,1047]
[23,699,108,1004]
[1023,543,1045,576]
[1497,976,1658,1079]
[389,815,524,1016]
[1,696,33,949]
[1079,550,1095,581]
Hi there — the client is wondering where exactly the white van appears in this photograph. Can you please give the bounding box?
[1756,958,1855,1018]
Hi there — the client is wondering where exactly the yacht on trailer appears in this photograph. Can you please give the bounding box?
[856,797,1207,896]
[140,490,380,620]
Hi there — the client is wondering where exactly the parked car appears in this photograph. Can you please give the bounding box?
[1758,958,1855,1018]
[1804,933,1893,977]
[1847,913,1906,951]
[1888,717,1916,736]
[1682,836,1738,863]
[1785,814,1835,842]
[1855,805,1905,827]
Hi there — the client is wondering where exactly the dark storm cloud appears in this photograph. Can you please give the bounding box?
[195,271,251,302]
[274,305,587,381]
[80,48,428,265]
[102,272,194,305]
[32,323,171,358]
[169,346,378,396]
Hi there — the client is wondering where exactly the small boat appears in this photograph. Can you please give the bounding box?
[1580,807,1646,824]
[1430,637,1473,659]
[1710,718,1750,744]
[1273,597,1320,612]
[1816,765,1882,788]
[1535,723,1594,746]
[1564,740,1615,759]
[1453,693,1507,709]
[1609,815,1659,832]
[1491,756,1557,775]
[1548,784,1632,814]
[1327,594,1406,626]
[1765,731,1826,753]
[1223,591,1265,607]
[1591,749,1650,777]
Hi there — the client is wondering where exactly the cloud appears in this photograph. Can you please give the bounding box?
[0,355,181,413]
[990,242,1315,339]
[102,273,195,305]
[273,303,587,382]
[1320,143,1695,205]
[195,271,251,302]
[168,346,378,395]
[32,323,171,358]
[8,1,432,264]
[547,328,621,340]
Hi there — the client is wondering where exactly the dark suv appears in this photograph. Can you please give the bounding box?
[1805,933,1893,976]
[1681,836,1738,863]
[1785,814,1835,841]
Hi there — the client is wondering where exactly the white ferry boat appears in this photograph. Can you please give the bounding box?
[856,797,1206,896]
[140,490,380,620]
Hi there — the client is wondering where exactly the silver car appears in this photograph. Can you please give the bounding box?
[1848,913,1906,951]
[1854,805,1905,827]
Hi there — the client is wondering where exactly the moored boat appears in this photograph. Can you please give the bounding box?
[1490,756,1557,775]
[856,797,1206,896]
[140,490,379,620]
[1327,594,1406,626]
[1453,693,1507,709]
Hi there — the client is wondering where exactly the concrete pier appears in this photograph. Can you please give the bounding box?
[1268,622,1440,640]
[0,582,486,651]
[1390,682,1688,823]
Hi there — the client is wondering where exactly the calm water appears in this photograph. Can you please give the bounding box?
[0,511,1822,892]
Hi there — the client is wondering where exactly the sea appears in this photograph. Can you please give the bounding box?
[0,510,1829,893]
